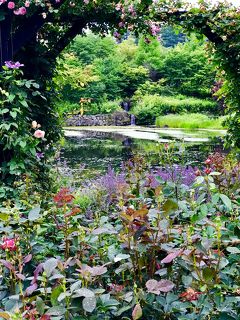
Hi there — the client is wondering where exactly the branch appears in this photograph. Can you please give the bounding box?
[43,19,87,61]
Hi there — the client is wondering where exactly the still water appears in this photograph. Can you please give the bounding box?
[59,127,225,181]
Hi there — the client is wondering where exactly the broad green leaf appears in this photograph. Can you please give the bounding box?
[45,306,65,316]
[28,206,41,221]
[36,297,45,315]
[226,247,240,254]
[43,258,58,277]
[219,194,232,210]
[82,297,97,313]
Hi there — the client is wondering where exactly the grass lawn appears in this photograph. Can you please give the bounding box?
[156,113,227,129]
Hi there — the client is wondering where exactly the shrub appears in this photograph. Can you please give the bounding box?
[132,94,218,124]
[156,113,227,129]
[98,100,121,114]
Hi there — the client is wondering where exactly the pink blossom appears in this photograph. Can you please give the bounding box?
[25,1,30,7]
[8,1,15,9]
[14,6,27,15]
[1,238,17,251]
[34,129,45,139]
[83,0,89,4]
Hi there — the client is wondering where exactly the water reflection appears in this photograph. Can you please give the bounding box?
[59,128,225,182]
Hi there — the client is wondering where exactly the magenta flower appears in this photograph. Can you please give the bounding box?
[1,238,17,251]
[5,61,24,69]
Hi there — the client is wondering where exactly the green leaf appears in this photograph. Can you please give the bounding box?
[163,199,178,214]
[36,297,45,315]
[0,108,9,114]
[8,94,15,102]
[19,141,27,149]
[28,206,41,221]
[51,286,64,306]
[0,212,9,221]
[219,194,232,210]
[43,258,58,278]
[226,247,240,254]
[20,100,28,107]
[45,306,65,316]
[202,267,215,282]
[10,111,17,119]
[82,297,97,313]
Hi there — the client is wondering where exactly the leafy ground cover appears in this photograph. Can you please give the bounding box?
[0,146,239,319]
[156,114,226,130]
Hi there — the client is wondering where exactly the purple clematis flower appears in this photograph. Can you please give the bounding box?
[5,61,24,69]
[36,152,44,159]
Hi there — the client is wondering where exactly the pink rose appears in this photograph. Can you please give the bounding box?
[34,129,45,139]
[1,238,17,251]
[8,1,15,9]
[25,1,30,7]
[14,6,27,15]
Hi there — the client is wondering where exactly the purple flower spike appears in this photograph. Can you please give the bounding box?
[5,61,24,69]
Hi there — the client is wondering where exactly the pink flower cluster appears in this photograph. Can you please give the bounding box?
[32,121,45,139]
[1,238,17,251]
[0,0,30,16]
[0,0,30,15]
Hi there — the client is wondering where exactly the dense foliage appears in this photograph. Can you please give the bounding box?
[0,149,239,319]
[55,34,216,119]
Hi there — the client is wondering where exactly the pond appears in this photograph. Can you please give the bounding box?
[58,126,226,183]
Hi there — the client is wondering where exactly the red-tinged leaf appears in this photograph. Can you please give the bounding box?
[34,263,43,282]
[161,250,182,264]
[40,316,51,320]
[16,273,25,280]
[157,280,175,292]
[146,279,160,294]
[146,279,175,295]
[25,282,38,296]
[132,304,142,320]
[23,254,32,264]
[0,259,14,271]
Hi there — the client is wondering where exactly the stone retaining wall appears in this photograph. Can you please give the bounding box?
[65,111,131,126]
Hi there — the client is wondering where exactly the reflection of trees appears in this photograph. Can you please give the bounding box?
[61,137,131,170]
[61,135,225,178]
